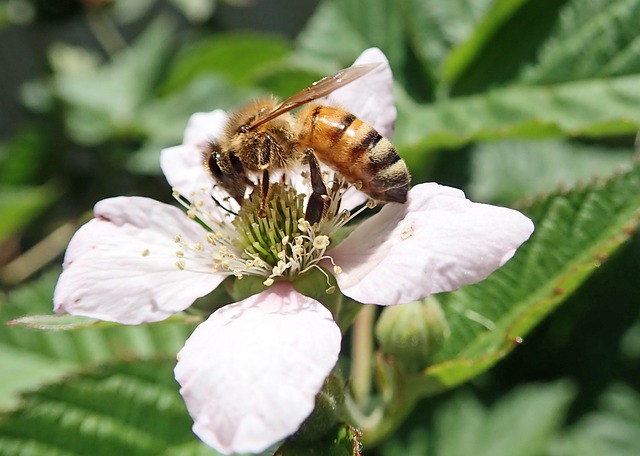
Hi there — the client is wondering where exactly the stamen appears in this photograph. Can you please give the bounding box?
[168,171,377,288]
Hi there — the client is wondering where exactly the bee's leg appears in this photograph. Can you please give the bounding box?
[258,169,269,218]
[304,149,330,224]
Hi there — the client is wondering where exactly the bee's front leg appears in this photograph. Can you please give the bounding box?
[304,149,330,225]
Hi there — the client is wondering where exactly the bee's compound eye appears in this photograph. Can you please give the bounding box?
[228,152,245,175]
[207,153,224,179]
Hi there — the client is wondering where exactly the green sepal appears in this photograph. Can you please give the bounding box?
[292,268,361,331]
[275,372,360,455]
[290,371,346,444]
[226,275,268,302]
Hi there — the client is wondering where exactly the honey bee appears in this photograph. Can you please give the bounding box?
[204,63,410,224]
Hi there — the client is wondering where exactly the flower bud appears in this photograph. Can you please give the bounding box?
[375,296,450,371]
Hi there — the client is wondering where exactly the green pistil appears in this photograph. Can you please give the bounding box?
[233,184,307,266]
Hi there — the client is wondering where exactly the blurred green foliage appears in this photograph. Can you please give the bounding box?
[1,0,639,454]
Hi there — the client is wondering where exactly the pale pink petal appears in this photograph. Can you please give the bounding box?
[160,144,214,198]
[175,283,341,454]
[327,47,396,138]
[161,110,229,203]
[329,183,534,306]
[183,109,229,147]
[54,197,226,324]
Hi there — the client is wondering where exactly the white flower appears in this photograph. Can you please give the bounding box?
[53,48,534,454]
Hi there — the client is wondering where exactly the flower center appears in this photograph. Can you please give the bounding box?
[231,181,349,288]
[232,184,306,267]
[172,171,372,289]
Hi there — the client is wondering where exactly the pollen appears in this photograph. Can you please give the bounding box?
[401,221,415,240]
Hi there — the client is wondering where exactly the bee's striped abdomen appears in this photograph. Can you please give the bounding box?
[299,105,410,203]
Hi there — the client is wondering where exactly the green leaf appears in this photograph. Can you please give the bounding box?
[468,139,635,204]
[550,384,640,456]
[295,0,407,72]
[0,185,59,242]
[254,66,325,100]
[0,131,47,185]
[412,0,530,91]
[417,160,640,394]
[0,359,216,456]
[295,0,366,67]
[435,383,573,456]
[369,161,635,403]
[521,0,640,84]
[396,73,640,159]
[382,382,574,456]
[7,314,100,330]
[53,18,175,144]
[0,271,196,409]
[160,32,291,94]
[130,76,258,174]
[401,0,493,84]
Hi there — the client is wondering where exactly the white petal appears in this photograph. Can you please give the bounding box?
[327,47,396,138]
[175,283,341,454]
[329,183,534,306]
[161,110,230,207]
[54,197,226,324]
[183,109,229,147]
[160,144,214,199]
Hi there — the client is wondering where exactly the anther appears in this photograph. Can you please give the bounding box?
[313,236,330,250]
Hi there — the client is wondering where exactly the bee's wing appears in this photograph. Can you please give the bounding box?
[247,63,379,130]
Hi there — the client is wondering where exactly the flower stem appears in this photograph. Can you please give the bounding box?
[350,304,376,407]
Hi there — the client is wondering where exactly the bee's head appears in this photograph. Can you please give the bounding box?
[203,142,248,203]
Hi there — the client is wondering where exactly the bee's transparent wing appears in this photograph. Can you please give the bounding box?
[326,48,396,138]
[247,63,379,130]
